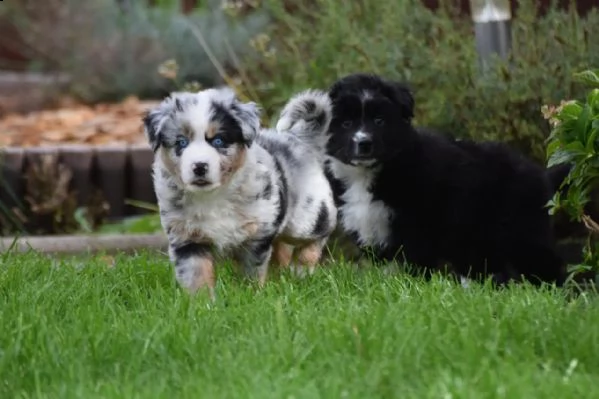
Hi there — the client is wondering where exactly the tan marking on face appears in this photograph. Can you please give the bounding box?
[182,123,195,140]
[220,144,247,185]
[187,255,215,300]
[206,121,221,139]
[272,240,293,268]
[159,150,180,178]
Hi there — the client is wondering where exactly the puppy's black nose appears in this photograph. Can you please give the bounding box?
[192,162,208,177]
[352,134,373,157]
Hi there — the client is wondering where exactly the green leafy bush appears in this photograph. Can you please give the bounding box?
[545,69,599,276]
[546,70,599,220]
[237,0,599,162]
[5,0,270,103]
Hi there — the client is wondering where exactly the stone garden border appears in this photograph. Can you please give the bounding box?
[0,233,168,254]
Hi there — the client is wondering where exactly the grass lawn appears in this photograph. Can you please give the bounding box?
[1,250,598,399]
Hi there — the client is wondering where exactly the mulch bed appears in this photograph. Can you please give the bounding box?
[0,96,159,147]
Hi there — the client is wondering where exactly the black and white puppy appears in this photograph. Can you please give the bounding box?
[143,87,337,297]
[322,73,566,286]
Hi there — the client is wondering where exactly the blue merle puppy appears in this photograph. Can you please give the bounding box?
[143,87,337,298]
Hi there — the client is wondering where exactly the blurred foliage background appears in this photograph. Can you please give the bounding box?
[0,0,598,237]
[2,0,598,161]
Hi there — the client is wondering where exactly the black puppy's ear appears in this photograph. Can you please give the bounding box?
[386,81,415,120]
[143,110,163,152]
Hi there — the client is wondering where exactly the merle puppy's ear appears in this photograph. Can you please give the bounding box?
[143,109,164,153]
[142,93,192,152]
[230,99,261,147]
[385,80,414,120]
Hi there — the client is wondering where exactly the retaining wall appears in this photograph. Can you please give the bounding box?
[0,144,156,222]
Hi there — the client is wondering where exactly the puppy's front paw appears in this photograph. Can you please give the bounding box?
[171,242,216,300]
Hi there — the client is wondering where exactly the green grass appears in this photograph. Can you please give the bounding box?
[1,250,598,398]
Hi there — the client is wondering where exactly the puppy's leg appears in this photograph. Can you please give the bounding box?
[241,236,275,287]
[271,239,293,268]
[508,241,566,287]
[290,238,326,277]
[385,237,440,280]
[170,242,216,299]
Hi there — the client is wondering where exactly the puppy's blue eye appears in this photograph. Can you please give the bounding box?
[374,118,385,126]
[341,120,353,129]
[175,136,189,149]
[211,136,225,148]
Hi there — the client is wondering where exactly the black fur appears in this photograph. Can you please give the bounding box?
[326,73,566,286]
[246,235,274,263]
[258,137,302,168]
[312,202,330,237]
[260,179,273,200]
[272,158,288,229]
[175,98,184,112]
[304,196,314,208]
[144,96,251,155]
[297,99,327,127]
[143,112,162,153]
[173,242,211,266]
[210,101,247,147]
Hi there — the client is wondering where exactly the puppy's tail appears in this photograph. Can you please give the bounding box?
[275,89,332,154]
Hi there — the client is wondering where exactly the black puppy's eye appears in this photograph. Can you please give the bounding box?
[341,120,353,129]
[374,118,385,126]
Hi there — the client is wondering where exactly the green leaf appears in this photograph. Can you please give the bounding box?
[124,199,160,212]
[575,104,592,143]
[125,214,162,234]
[547,148,581,167]
[590,126,599,152]
[573,69,599,88]
[74,208,93,233]
[545,139,561,160]
[565,141,585,152]
[588,88,599,109]
[556,120,582,144]
[97,214,162,234]
[559,102,583,120]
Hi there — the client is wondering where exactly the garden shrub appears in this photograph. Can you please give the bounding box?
[545,68,599,277]
[4,0,270,103]
[237,0,599,163]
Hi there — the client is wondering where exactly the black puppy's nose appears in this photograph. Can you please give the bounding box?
[192,162,208,177]
[352,133,373,157]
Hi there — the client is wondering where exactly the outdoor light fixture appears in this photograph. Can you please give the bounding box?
[470,0,512,72]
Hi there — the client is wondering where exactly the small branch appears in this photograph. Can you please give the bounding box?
[182,18,252,103]
[582,214,599,234]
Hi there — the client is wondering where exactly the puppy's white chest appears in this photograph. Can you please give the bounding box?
[179,200,257,251]
[331,161,393,248]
